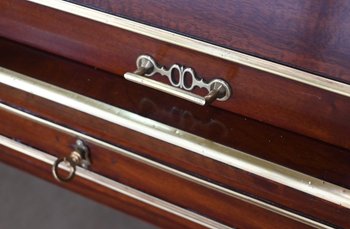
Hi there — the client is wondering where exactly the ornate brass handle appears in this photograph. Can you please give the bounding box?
[124,55,231,105]
[52,140,91,182]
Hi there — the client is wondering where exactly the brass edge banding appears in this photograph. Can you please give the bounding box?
[0,67,349,209]
[0,67,349,215]
[28,0,350,97]
[0,135,231,229]
[0,103,331,228]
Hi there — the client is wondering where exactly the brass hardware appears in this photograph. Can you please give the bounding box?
[52,139,90,182]
[124,55,231,106]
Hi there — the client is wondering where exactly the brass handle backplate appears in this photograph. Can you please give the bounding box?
[52,139,91,182]
[124,55,231,106]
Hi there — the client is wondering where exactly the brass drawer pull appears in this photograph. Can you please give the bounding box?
[52,140,91,182]
[124,55,231,105]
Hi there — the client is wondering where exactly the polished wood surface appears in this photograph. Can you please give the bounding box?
[1,38,349,188]
[68,0,350,84]
[1,1,349,150]
[0,38,349,227]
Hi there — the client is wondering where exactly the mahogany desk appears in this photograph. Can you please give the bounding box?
[0,1,349,228]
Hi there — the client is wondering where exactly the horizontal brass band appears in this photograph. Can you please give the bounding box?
[28,0,350,98]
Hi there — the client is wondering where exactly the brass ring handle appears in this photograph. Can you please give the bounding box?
[52,157,76,182]
[124,55,231,106]
[51,140,91,183]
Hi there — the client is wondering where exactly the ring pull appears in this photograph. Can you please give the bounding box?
[124,55,231,106]
[52,139,91,183]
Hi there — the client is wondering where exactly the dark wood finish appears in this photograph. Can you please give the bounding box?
[0,110,312,229]
[68,0,350,84]
[1,38,349,189]
[0,39,349,227]
[0,145,203,229]
[2,89,349,228]
[1,1,350,150]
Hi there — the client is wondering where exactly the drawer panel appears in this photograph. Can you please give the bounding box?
[0,106,317,228]
[1,0,350,149]
[0,39,350,227]
[0,38,349,189]
[0,70,350,227]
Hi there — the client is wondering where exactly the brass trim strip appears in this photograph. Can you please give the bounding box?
[0,67,349,211]
[28,0,350,97]
[0,135,231,229]
[0,103,332,228]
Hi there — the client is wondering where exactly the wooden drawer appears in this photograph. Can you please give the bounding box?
[0,39,350,228]
[1,0,350,150]
[1,0,350,225]
[1,38,349,188]
[0,106,311,229]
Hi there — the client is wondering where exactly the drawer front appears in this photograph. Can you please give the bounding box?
[0,38,350,227]
[0,67,350,227]
[0,38,349,189]
[1,0,350,150]
[0,106,314,229]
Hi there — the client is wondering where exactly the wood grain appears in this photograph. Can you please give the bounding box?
[68,0,350,84]
[0,1,349,149]
[0,38,349,227]
[0,38,349,189]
